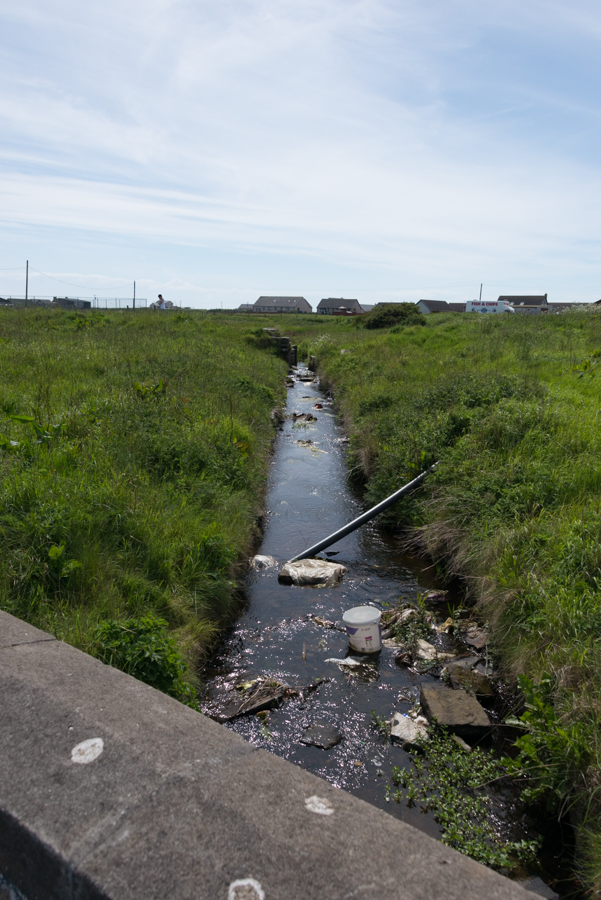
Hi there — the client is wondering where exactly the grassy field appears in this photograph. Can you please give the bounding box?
[0,308,285,702]
[279,306,601,890]
[4,304,601,887]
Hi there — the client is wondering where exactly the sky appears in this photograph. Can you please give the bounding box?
[1,0,600,309]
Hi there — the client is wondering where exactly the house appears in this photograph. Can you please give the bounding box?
[416,299,460,314]
[317,298,363,315]
[238,303,255,312]
[498,295,548,315]
[253,296,312,313]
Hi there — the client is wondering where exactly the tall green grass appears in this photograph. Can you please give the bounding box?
[0,309,285,699]
[282,308,601,889]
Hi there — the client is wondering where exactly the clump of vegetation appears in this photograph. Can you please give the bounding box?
[0,308,285,698]
[384,599,432,648]
[387,725,540,870]
[94,615,198,707]
[360,302,425,330]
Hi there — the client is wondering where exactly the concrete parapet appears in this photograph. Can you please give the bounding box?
[0,611,531,900]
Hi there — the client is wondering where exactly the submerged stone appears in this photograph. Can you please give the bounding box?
[299,722,343,750]
[447,664,494,697]
[251,555,277,570]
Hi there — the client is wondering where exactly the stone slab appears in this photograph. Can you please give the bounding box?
[0,611,529,900]
[420,683,491,737]
[447,664,494,697]
[299,723,342,750]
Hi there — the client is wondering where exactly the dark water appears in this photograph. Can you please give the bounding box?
[202,366,564,884]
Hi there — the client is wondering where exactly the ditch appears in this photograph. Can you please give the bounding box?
[201,363,572,897]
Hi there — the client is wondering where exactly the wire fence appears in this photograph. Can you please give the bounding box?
[0,296,148,309]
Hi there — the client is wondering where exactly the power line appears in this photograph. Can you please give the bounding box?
[28,267,134,292]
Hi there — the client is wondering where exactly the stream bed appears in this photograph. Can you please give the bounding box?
[201,365,564,895]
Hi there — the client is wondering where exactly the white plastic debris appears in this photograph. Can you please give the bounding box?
[416,639,438,660]
[278,559,348,586]
[415,639,455,662]
[390,713,429,747]
[251,555,277,570]
[324,657,365,670]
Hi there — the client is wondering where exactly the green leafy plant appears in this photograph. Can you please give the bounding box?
[371,710,391,736]
[387,725,540,869]
[504,675,595,816]
[94,615,198,708]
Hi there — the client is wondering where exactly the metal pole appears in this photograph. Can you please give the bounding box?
[25,261,28,307]
[288,463,437,563]
[479,283,482,302]
[133,281,136,309]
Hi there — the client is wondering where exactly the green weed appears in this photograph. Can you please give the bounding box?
[388,725,541,870]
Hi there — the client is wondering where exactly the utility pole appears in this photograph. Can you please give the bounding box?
[479,283,483,303]
[25,260,29,306]
[133,281,136,310]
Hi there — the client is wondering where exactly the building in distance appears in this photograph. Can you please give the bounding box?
[417,299,466,314]
[248,296,312,313]
[317,298,365,315]
[498,295,548,315]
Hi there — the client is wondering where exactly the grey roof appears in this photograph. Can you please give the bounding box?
[418,299,451,312]
[317,297,362,310]
[255,296,308,307]
[497,295,547,306]
[448,303,466,312]
[360,304,375,312]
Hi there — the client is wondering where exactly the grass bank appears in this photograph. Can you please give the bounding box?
[282,308,601,891]
[0,308,285,702]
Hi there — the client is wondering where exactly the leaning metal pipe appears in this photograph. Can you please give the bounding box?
[288,463,438,563]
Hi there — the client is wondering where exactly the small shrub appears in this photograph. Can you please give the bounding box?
[94,615,198,707]
[362,303,425,330]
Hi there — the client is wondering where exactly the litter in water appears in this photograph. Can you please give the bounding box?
[278,559,348,586]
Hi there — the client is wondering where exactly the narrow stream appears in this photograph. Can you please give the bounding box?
[202,364,558,886]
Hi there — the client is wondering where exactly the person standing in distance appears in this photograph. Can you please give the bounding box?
[158,294,166,310]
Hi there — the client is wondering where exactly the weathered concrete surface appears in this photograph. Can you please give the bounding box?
[0,611,532,900]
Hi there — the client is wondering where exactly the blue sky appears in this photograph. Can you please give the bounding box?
[1,0,600,308]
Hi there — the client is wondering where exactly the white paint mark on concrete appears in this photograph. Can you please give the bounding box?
[305,795,334,816]
[228,877,265,900]
[71,737,104,764]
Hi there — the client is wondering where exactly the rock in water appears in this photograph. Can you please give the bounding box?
[251,555,277,569]
[420,684,490,738]
[278,559,348,586]
[299,722,343,750]
[390,713,429,748]
[446,664,494,697]
[462,624,488,650]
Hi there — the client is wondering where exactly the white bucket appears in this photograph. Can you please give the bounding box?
[342,606,382,654]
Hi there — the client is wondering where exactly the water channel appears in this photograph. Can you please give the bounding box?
[202,365,563,892]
